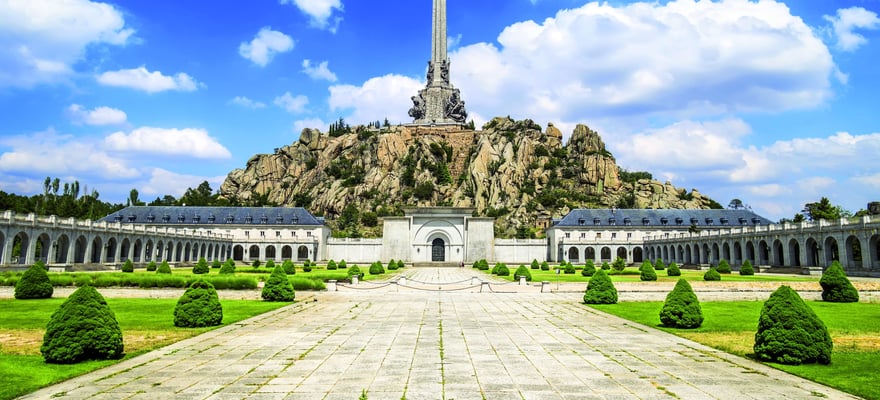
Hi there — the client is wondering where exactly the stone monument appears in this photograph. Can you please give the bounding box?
[408,0,468,125]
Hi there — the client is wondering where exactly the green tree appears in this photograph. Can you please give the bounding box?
[192,257,209,274]
[121,259,134,273]
[157,261,172,274]
[581,260,596,277]
[611,257,627,271]
[583,269,617,304]
[666,262,681,276]
[282,260,296,275]
[654,259,665,270]
[716,259,731,274]
[262,266,295,302]
[819,261,859,302]
[174,279,223,328]
[802,197,850,221]
[703,267,721,281]
[41,285,124,363]
[639,260,657,281]
[739,260,755,275]
[659,279,703,328]
[754,286,832,365]
[14,261,53,299]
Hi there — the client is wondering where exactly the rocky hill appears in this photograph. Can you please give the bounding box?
[220,117,719,237]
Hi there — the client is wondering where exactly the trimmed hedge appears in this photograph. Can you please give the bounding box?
[514,265,532,281]
[563,263,576,274]
[583,269,617,304]
[15,261,54,299]
[531,259,540,270]
[754,285,832,365]
[494,263,510,276]
[348,265,362,277]
[540,261,550,271]
[41,285,124,364]
[819,261,859,302]
[703,268,721,281]
[581,260,596,277]
[302,260,313,272]
[639,260,657,281]
[369,262,385,275]
[121,259,134,273]
[282,260,296,275]
[611,257,627,271]
[192,258,209,274]
[219,260,236,275]
[739,260,755,276]
[654,259,666,270]
[174,279,223,327]
[327,260,337,270]
[666,262,681,277]
[157,261,172,274]
[600,262,611,271]
[146,261,158,272]
[212,259,222,269]
[265,260,275,270]
[659,279,703,328]
[339,260,347,269]
[716,259,731,274]
[262,266,295,302]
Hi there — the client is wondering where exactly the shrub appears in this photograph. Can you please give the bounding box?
[581,260,596,277]
[261,266,295,302]
[739,260,755,276]
[387,260,399,271]
[212,260,222,269]
[540,261,550,271]
[667,262,681,277]
[819,261,859,302]
[15,261,53,299]
[639,261,658,281]
[348,265,362,277]
[157,261,172,274]
[493,263,510,276]
[219,261,236,275]
[174,279,223,328]
[659,279,703,328]
[339,260,347,269]
[369,262,385,275]
[531,259,540,270]
[563,263,576,274]
[265,260,275,270]
[600,262,611,271]
[121,259,134,273]
[192,258,209,274]
[611,257,627,271]
[146,261,158,272]
[41,285,123,364]
[282,260,296,275]
[583,269,617,304]
[754,286,832,365]
[303,261,313,272]
[703,267,721,281]
[514,265,532,281]
[716,259,731,274]
[654,259,666,270]
[252,260,261,268]
[327,260,337,270]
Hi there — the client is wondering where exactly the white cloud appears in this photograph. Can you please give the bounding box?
[274,92,310,113]
[329,74,424,124]
[824,7,880,52]
[239,27,294,67]
[0,0,134,88]
[104,127,232,159]
[302,59,337,82]
[96,66,201,93]
[68,104,127,126]
[853,173,880,188]
[292,118,329,135]
[279,0,343,32]
[229,96,266,109]
[0,129,139,179]
[139,168,226,199]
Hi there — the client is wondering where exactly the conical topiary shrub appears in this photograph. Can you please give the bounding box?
[369,262,385,275]
[739,260,755,275]
[716,259,731,274]
[219,260,236,275]
[15,261,54,299]
[41,285,124,363]
[754,285,832,365]
[654,259,666,270]
[514,265,532,281]
[157,261,172,274]
[600,261,611,271]
[583,269,618,304]
[703,267,721,281]
[121,259,134,273]
[339,260,347,269]
[496,264,510,276]
[282,260,296,275]
[540,261,550,271]
[327,260,337,270]
[265,259,275,270]
[387,259,399,271]
[146,261,158,272]
[348,265,362,277]
[174,279,223,327]
[261,266,295,302]
[639,260,657,281]
[819,261,859,302]
[564,263,576,274]
[659,279,703,328]
[192,257,209,274]
[531,259,540,270]
[581,260,596,277]
[666,262,681,277]
[212,259,222,269]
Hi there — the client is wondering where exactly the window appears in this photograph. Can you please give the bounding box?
[208,215,216,223]
[627,233,632,239]
[276,216,284,224]
[226,215,235,223]
[162,215,171,223]
[260,215,268,224]
[642,217,650,225]
[609,218,616,225]
[147,215,155,222]
[245,231,250,237]
[720,217,729,225]
[660,217,668,226]
[564,232,570,238]
[113,215,123,222]
[595,232,602,239]
[260,231,265,237]
[306,232,312,237]
[593,218,601,225]
[292,231,297,237]
[291,216,299,224]
[276,231,281,238]
[664,233,670,238]
[690,218,699,225]
[245,216,253,224]
[611,233,617,239]
[578,218,585,226]
[177,215,185,223]
[752,217,761,225]
[623,217,631,226]
[705,218,714,225]
[580,232,586,239]
[739,217,748,225]
[675,217,684,225]
[127,215,136,222]
[193,215,201,223]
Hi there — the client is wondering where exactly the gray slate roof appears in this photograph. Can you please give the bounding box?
[102,206,324,226]
[552,209,773,228]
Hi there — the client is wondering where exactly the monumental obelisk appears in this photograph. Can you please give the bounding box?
[409,0,467,125]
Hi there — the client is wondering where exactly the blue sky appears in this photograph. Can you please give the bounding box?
[0,0,878,221]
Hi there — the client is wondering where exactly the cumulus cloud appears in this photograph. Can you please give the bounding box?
[824,7,880,52]
[302,59,337,82]
[274,92,310,113]
[0,129,139,179]
[0,0,134,88]
[329,74,424,124]
[279,0,343,32]
[68,104,128,126]
[139,168,226,198]
[96,66,201,93]
[239,27,294,66]
[292,118,329,135]
[229,96,266,109]
[104,127,232,159]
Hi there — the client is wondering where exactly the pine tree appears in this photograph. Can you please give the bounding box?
[583,269,618,304]
[261,266,295,302]
[41,285,124,363]
[754,286,832,365]
[639,260,657,281]
[659,279,703,328]
[819,261,859,302]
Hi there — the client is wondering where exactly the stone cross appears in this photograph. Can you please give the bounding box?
[431,0,448,84]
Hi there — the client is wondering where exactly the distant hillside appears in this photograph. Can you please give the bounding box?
[220,117,720,237]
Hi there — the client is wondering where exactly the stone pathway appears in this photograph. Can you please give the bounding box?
[19,268,860,399]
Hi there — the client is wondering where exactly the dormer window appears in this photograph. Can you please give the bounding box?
[609,217,616,225]
[578,218,585,226]
[276,215,284,224]
[720,217,729,225]
[177,215,185,223]
[208,215,216,223]
[128,215,136,222]
[705,218,713,225]
[113,215,123,222]
[291,216,299,224]
[623,217,631,226]
[226,215,235,223]
[245,215,253,224]
[739,217,748,225]
[690,218,699,225]
[193,215,201,223]
[752,217,761,225]
[593,217,601,225]
[642,217,650,225]
[660,217,669,225]
[260,215,268,224]
[162,214,171,223]
[147,215,155,222]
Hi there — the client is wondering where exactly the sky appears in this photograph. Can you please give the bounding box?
[0,0,878,221]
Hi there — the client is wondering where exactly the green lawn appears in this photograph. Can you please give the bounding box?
[487,267,817,283]
[0,298,288,400]
[589,301,880,400]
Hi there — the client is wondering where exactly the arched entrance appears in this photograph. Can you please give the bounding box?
[432,238,446,262]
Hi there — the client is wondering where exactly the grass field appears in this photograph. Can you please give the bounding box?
[487,266,817,283]
[0,298,288,400]
[589,301,880,400]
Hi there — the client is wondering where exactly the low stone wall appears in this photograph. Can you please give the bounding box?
[327,238,383,263]
[494,239,547,264]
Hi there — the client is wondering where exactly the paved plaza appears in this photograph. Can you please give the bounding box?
[20,268,859,399]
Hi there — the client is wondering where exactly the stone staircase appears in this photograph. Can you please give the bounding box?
[412,262,462,268]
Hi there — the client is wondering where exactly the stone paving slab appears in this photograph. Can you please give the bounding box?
[18,268,861,399]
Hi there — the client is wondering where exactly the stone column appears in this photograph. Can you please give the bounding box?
[431,0,447,70]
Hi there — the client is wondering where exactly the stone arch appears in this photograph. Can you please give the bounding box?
[568,247,580,263]
[174,242,183,262]
[845,235,863,269]
[55,234,70,264]
[733,242,743,265]
[806,237,820,266]
[772,239,784,266]
[206,244,214,261]
[11,231,29,264]
[200,243,207,259]
[248,245,260,260]
[661,246,668,262]
[870,234,880,269]
[585,247,596,262]
[0,231,4,264]
[266,245,277,261]
[282,245,293,260]
[431,238,446,262]
[745,241,756,265]
[120,238,131,262]
[633,247,643,263]
[758,240,770,265]
[824,236,839,265]
[616,247,627,261]
[106,237,118,263]
[184,243,192,262]
[711,243,720,265]
[684,245,692,264]
[74,235,87,264]
[692,244,701,264]
[145,240,154,262]
[233,245,244,261]
[722,243,731,264]
[90,236,103,263]
[133,239,143,262]
[35,232,51,264]
[788,239,801,267]
[600,247,611,261]
[298,245,309,261]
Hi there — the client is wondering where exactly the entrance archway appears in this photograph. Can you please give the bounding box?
[432,238,446,262]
